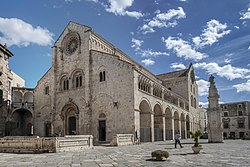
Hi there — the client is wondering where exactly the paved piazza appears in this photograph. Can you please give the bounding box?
[0,139,249,167]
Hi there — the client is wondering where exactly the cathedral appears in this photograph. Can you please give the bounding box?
[1,22,204,144]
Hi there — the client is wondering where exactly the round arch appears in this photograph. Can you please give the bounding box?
[165,107,173,140]
[13,91,22,102]
[153,103,163,141]
[139,99,152,142]
[174,111,180,134]
[61,102,79,135]
[24,92,33,102]
[10,108,33,136]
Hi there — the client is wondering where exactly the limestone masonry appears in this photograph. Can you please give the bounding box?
[1,22,205,144]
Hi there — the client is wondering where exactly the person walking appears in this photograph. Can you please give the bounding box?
[175,132,183,148]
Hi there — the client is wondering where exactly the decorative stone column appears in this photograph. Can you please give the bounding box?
[207,75,223,143]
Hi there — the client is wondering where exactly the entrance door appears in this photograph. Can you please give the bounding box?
[68,116,76,135]
[45,123,51,137]
[99,120,106,141]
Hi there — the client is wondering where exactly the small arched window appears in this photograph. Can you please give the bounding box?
[191,95,194,107]
[194,97,197,108]
[100,71,106,82]
[73,71,83,88]
[61,76,69,91]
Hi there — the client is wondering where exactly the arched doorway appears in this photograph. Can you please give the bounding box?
[186,115,190,138]
[153,104,163,141]
[139,100,152,142]
[61,103,79,135]
[180,113,185,139]
[165,108,172,140]
[11,108,33,136]
[98,113,106,141]
[174,111,180,135]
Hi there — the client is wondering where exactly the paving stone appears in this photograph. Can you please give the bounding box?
[0,140,250,166]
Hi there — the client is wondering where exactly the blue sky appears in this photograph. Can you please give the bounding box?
[1,0,250,106]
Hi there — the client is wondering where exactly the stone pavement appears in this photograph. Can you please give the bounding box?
[0,139,249,167]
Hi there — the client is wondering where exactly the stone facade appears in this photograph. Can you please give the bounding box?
[221,101,250,139]
[33,22,203,144]
[207,75,223,143]
[0,44,32,137]
[0,44,27,136]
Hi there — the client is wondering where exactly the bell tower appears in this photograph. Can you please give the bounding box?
[207,75,223,143]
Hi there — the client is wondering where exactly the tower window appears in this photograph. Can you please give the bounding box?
[63,79,69,90]
[45,86,49,95]
[100,71,106,82]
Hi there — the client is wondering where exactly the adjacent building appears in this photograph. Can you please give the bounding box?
[0,44,26,136]
[221,101,250,139]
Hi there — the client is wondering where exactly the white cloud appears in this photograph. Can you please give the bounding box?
[233,80,250,92]
[178,0,186,1]
[163,37,207,61]
[199,101,208,108]
[65,0,81,3]
[196,79,210,96]
[131,38,169,57]
[234,26,239,29]
[125,11,143,19]
[170,63,186,70]
[192,20,231,48]
[131,38,143,51]
[141,59,155,66]
[193,62,250,80]
[240,8,250,20]
[105,0,143,19]
[0,17,54,47]
[224,58,231,63]
[248,46,250,50]
[140,7,186,34]
[140,49,169,57]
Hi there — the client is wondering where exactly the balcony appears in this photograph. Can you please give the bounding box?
[12,102,34,110]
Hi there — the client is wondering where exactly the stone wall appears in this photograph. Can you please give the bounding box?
[90,50,134,143]
[0,135,93,153]
[110,134,134,146]
[34,69,54,136]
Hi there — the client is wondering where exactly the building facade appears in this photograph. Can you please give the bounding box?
[0,44,27,136]
[221,101,250,139]
[33,22,203,143]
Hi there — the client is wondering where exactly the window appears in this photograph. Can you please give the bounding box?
[224,112,228,117]
[194,98,197,108]
[0,89,3,106]
[238,122,244,128]
[223,122,229,129]
[99,71,106,82]
[45,86,49,95]
[238,111,243,116]
[75,75,82,87]
[238,104,242,108]
[191,95,194,107]
[64,80,69,90]
[61,77,69,91]
[223,105,227,110]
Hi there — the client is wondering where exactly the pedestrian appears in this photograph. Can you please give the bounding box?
[175,132,183,148]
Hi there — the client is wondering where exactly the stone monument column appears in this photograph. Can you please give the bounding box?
[207,75,223,143]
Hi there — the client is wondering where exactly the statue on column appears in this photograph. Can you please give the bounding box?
[207,75,223,143]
